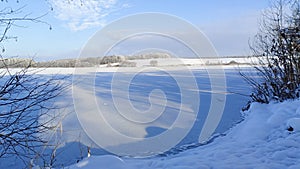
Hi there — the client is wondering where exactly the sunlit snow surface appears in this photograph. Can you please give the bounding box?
[69,99,300,169]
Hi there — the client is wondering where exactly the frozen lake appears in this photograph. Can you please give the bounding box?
[55,68,252,163]
[0,67,254,168]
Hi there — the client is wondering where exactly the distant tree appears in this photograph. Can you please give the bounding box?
[120,60,137,67]
[242,0,300,103]
[0,1,68,168]
[100,55,125,64]
[150,60,158,66]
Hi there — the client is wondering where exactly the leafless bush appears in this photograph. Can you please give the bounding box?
[0,1,69,167]
[242,0,300,103]
[0,59,69,167]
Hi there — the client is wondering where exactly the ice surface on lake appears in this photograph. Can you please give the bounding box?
[0,67,251,168]
[53,68,249,166]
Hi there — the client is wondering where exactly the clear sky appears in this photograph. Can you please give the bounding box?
[2,0,270,61]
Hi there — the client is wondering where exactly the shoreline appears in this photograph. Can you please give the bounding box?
[0,64,253,75]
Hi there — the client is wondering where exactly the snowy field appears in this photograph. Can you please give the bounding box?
[69,99,300,169]
[2,65,299,168]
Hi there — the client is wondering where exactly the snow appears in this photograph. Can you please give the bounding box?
[67,99,300,169]
[70,155,128,169]
[2,65,299,168]
[1,67,243,169]
[287,118,300,132]
[296,106,300,115]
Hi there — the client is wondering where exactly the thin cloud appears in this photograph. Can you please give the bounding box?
[49,0,126,31]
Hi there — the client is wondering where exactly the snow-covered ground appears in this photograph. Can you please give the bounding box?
[2,64,299,169]
[68,99,300,169]
[119,57,257,67]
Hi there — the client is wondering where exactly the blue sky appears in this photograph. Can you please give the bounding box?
[2,0,269,61]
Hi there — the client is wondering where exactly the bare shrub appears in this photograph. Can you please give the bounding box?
[242,0,300,103]
[0,59,69,167]
[0,1,69,167]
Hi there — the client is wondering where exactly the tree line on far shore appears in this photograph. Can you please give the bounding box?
[1,53,172,68]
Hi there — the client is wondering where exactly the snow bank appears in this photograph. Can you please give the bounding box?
[287,118,300,132]
[69,155,128,169]
[67,99,300,169]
